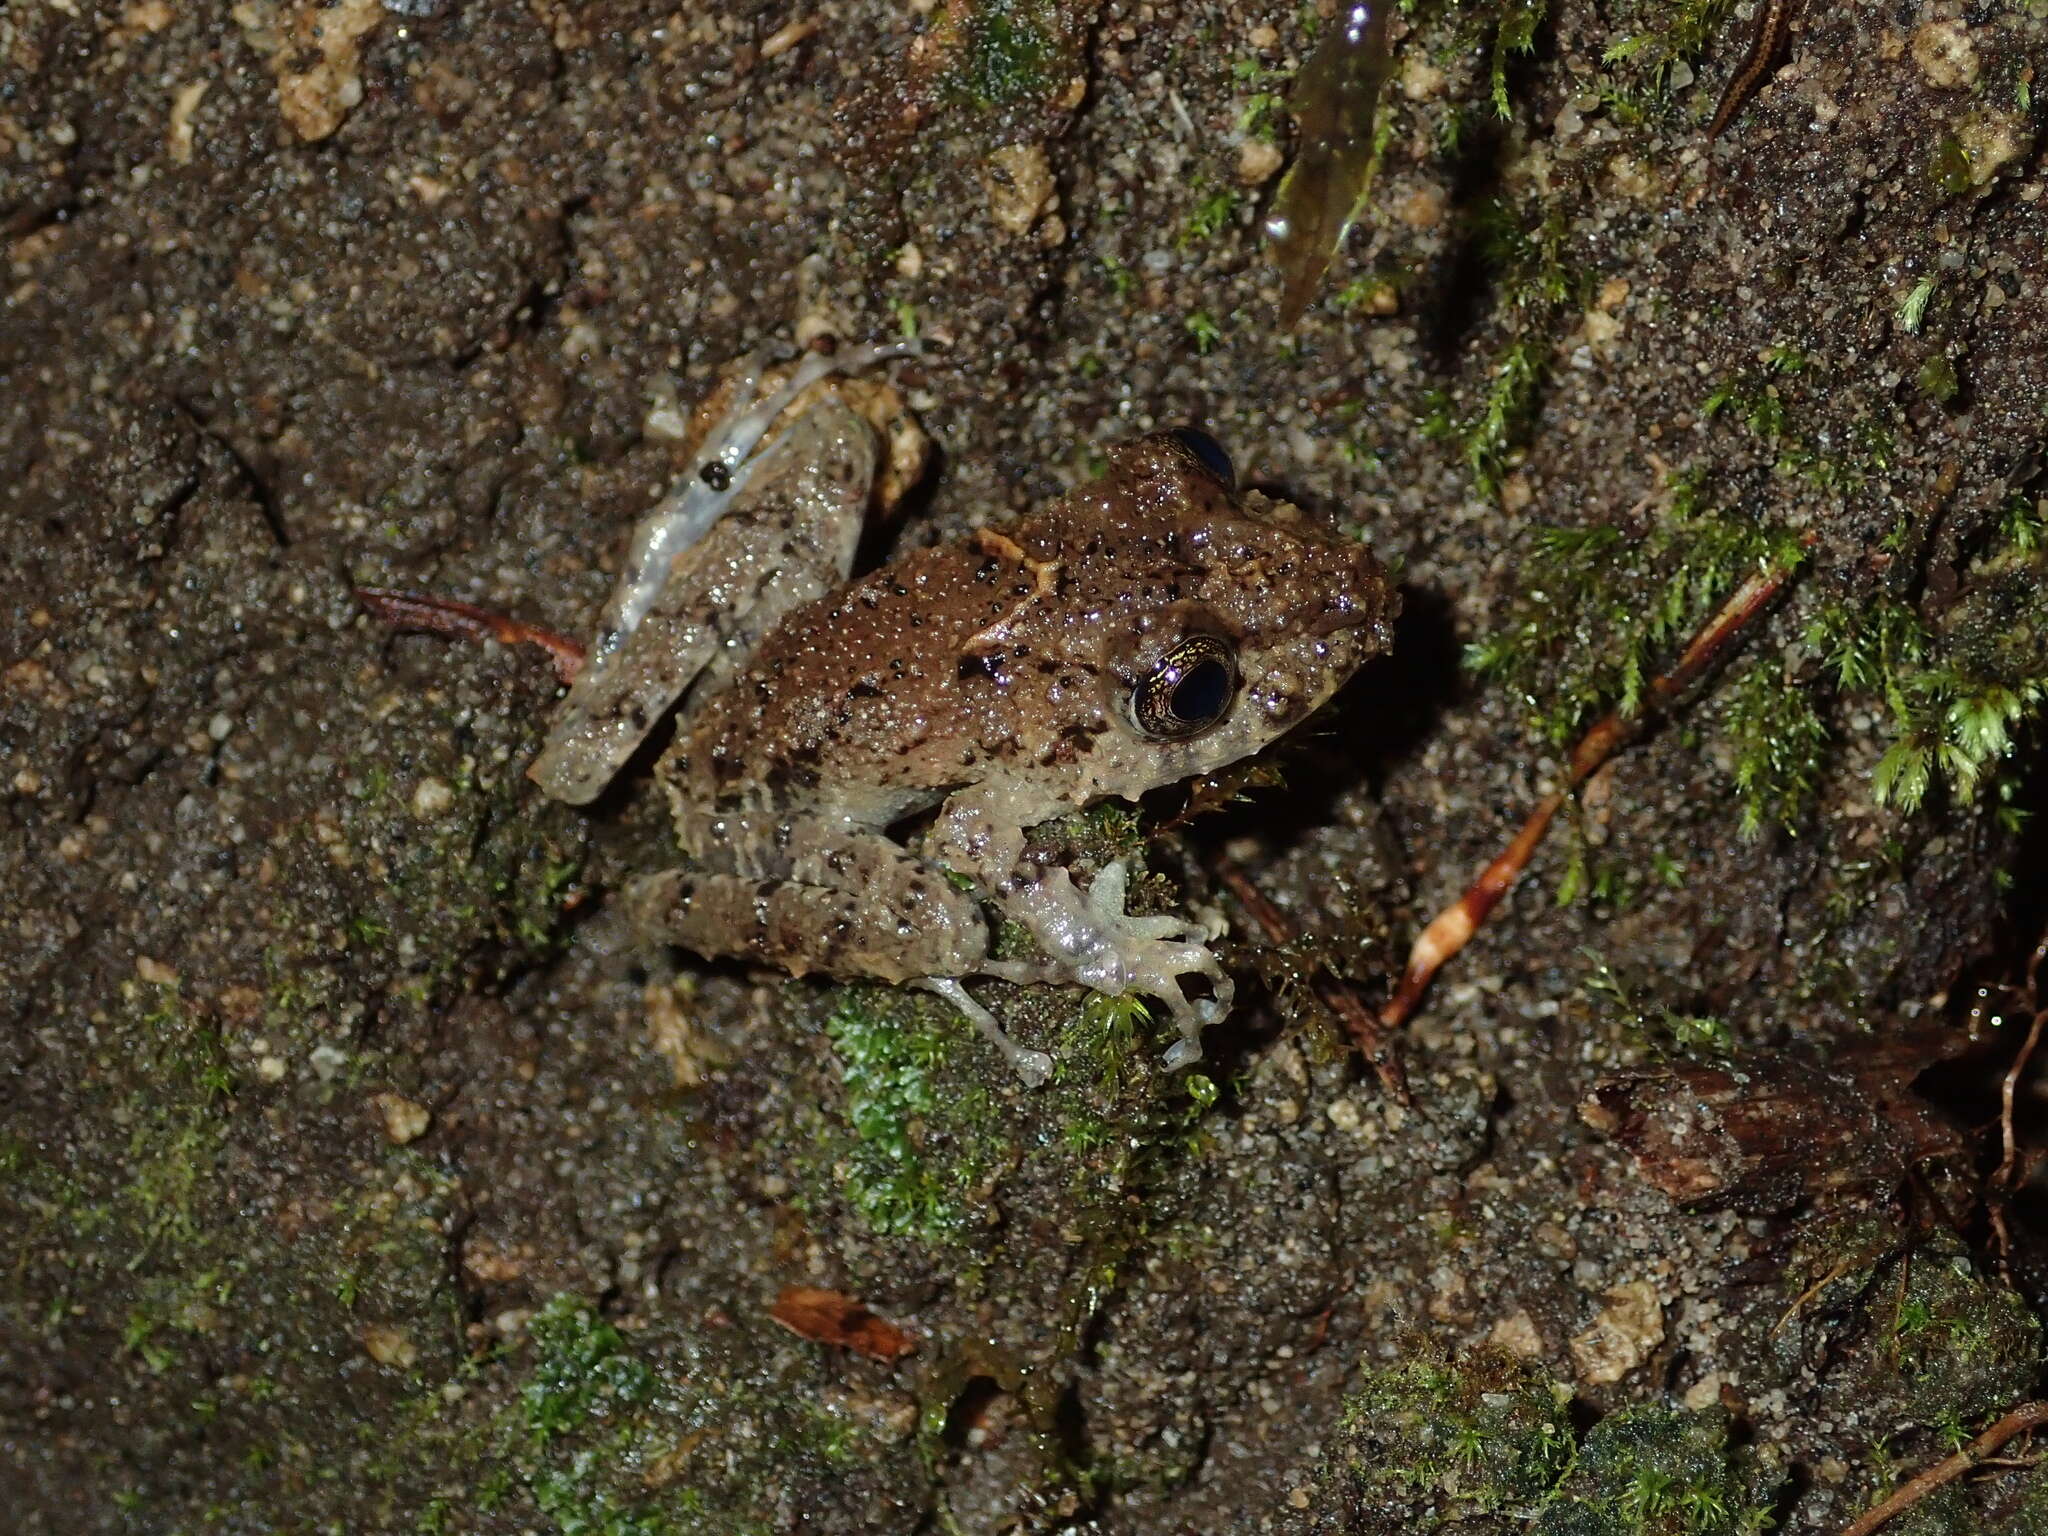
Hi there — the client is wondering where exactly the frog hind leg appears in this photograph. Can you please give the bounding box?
[530,385,888,805]
[626,810,1052,1082]
[917,978,1054,1088]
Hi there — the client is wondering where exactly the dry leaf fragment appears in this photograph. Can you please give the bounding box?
[768,1285,915,1362]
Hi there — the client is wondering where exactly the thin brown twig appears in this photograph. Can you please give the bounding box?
[1213,855,1409,1102]
[1836,1401,2048,1536]
[1381,538,1812,1032]
[1996,928,2048,1191]
[1772,1254,1856,1338]
[355,587,587,685]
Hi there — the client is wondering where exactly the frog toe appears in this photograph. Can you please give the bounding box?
[999,861,1234,1067]
[919,977,1053,1088]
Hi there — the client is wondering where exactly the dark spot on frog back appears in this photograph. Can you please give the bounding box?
[1042,723,1101,766]
[957,651,1008,685]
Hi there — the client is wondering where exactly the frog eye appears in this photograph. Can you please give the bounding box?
[1133,635,1240,740]
[1167,427,1234,488]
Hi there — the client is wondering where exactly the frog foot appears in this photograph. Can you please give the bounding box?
[986,860,1234,1072]
[917,977,1055,1089]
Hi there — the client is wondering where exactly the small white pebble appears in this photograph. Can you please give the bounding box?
[1911,21,1979,90]
[409,777,456,818]
[372,1092,432,1145]
[362,1325,418,1369]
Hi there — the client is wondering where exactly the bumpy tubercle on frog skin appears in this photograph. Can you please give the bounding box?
[529,346,1398,1086]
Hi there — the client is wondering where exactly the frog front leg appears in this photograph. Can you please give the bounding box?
[933,786,1236,1073]
[621,807,1057,1086]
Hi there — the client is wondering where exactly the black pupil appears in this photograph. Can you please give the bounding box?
[1171,658,1231,723]
[1168,427,1234,487]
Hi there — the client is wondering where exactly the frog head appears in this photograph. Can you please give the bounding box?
[985,429,1398,802]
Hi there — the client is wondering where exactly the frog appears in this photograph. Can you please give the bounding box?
[517,342,1397,1085]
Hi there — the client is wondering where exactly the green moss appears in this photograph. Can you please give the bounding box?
[1467,468,1808,829]
[1785,1219,2042,1446]
[1583,960,1734,1058]
[1717,657,1829,836]
[1185,309,1224,353]
[1806,497,2048,815]
[1490,0,1548,117]
[1532,1404,1781,1536]
[933,0,1067,111]
[1929,135,1976,199]
[484,1297,918,1536]
[1099,254,1137,297]
[524,1296,658,1445]
[1318,1344,1574,1526]
[1899,276,1938,333]
[1179,187,1240,247]
[1919,354,1961,403]
[822,990,996,1241]
[1600,0,1740,104]
[1420,205,1580,499]
[1883,1239,2042,1427]
[1059,991,1149,1085]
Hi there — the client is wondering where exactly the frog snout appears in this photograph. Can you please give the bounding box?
[1298,543,1392,637]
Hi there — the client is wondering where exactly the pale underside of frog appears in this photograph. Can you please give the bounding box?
[505,344,1395,1086]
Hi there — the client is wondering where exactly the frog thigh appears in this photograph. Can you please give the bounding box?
[530,399,878,805]
[626,812,988,983]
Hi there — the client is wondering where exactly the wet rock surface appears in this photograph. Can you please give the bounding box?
[5,1,2047,1532]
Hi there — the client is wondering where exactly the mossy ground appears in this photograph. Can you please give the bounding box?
[6,0,2048,1531]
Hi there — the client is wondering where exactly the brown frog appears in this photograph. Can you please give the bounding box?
[526,345,1397,1084]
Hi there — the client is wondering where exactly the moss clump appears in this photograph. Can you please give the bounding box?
[821,990,997,1242]
[1882,1236,2042,1429]
[1058,991,1149,1086]
[928,0,1081,112]
[1468,469,1808,831]
[1783,1219,2042,1454]
[1532,1404,1780,1536]
[1806,496,2048,817]
[1307,1347,1782,1536]
[488,1296,920,1536]
[523,1295,658,1444]
[1315,1344,1575,1528]
[1469,474,1801,743]
[1419,205,1580,500]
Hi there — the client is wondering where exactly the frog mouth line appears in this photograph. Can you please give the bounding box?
[1307,601,1375,637]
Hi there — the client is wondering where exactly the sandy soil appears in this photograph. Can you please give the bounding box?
[5,1,2047,1532]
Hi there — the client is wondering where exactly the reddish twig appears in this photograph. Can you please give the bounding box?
[1381,542,1810,1032]
[1996,929,2048,1192]
[1213,855,1409,1102]
[355,587,587,685]
[1836,1402,2048,1536]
